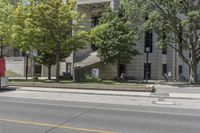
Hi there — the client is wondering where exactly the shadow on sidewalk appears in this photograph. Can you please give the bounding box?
[0,87,16,93]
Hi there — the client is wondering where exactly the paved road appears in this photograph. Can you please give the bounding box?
[0,97,199,133]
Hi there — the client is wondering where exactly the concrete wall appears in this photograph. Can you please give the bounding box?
[76,62,117,81]
[126,32,164,80]
[41,62,68,77]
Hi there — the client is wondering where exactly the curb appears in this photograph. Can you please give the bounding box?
[8,84,153,92]
[11,87,200,100]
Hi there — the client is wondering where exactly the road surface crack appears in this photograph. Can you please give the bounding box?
[44,103,105,133]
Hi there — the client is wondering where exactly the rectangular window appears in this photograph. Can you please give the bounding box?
[161,33,167,54]
[66,63,71,74]
[162,64,167,74]
[91,16,100,28]
[179,65,183,75]
[91,16,101,51]
[162,47,167,54]
[144,63,151,79]
[144,31,153,53]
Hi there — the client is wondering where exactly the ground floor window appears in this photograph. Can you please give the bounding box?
[179,65,183,75]
[66,63,72,75]
[34,64,42,76]
[144,63,151,80]
[162,64,167,74]
[118,64,126,78]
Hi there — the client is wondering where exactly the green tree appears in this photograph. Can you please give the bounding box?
[0,0,13,57]
[12,0,89,81]
[92,9,139,79]
[140,0,200,84]
[121,0,200,84]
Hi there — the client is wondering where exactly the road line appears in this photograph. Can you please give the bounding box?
[0,99,94,109]
[0,118,115,133]
[0,99,200,117]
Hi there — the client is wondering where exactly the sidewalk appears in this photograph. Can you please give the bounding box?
[7,86,200,100]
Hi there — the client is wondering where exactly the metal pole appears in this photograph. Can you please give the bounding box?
[146,52,149,83]
[25,54,29,79]
[72,51,76,82]
[175,46,177,82]
[31,55,35,87]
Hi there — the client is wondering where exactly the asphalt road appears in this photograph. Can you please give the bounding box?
[0,97,199,133]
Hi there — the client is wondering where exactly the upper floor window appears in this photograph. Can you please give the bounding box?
[144,31,153,53]
[91,16,101,51]
[161,33,167,54]
[92,16,100,28]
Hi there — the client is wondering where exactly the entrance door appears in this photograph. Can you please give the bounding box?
[144,63,151,80]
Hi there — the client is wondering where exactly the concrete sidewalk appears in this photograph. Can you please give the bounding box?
[7,86,200,100]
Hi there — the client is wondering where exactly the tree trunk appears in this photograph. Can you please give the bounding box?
[48,65,51,80]
[189,62,198,84]
[56,43,60,82]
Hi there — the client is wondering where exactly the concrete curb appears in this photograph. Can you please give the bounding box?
[8,83,153,92]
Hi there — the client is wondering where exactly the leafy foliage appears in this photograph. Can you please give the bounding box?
[121,0,200,83]
[0,0,13,57]
[143,0,200,83]
[92,8,139,79]
[11,0,90,80]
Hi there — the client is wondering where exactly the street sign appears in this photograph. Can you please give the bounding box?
[0,58,5,77]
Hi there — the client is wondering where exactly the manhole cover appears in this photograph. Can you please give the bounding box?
[152,101,175,105]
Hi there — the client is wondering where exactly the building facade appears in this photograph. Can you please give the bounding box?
[72,0,192,81]
[5,0,196,81]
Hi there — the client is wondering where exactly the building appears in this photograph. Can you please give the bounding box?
[72,0,190,81]
[5,0,196,81]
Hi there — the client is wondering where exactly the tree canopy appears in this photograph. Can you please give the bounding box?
[121,0,200,83]
[0,0,13,57]
[11,0,89,81]
[143,0,200,83]
[91,8,139,79]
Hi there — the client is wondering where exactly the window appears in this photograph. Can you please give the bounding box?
[144,63,151,79]
[162,47,167,54]
[91,16,101,51]
[179,65,183,75]
[66,63,71,74]
[161,33,167,54]
[34,65,42,75]
[162,64,167,74]
[91,16,100,28]
[144,31,153,53]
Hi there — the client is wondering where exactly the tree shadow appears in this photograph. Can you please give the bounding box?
[0,87,16,93]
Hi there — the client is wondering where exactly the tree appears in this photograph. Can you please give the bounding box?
[121,0,200,84]
[0,0,13,57]
[91,9,139,79]
[12,0,89,81]
[137,0,200,84]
